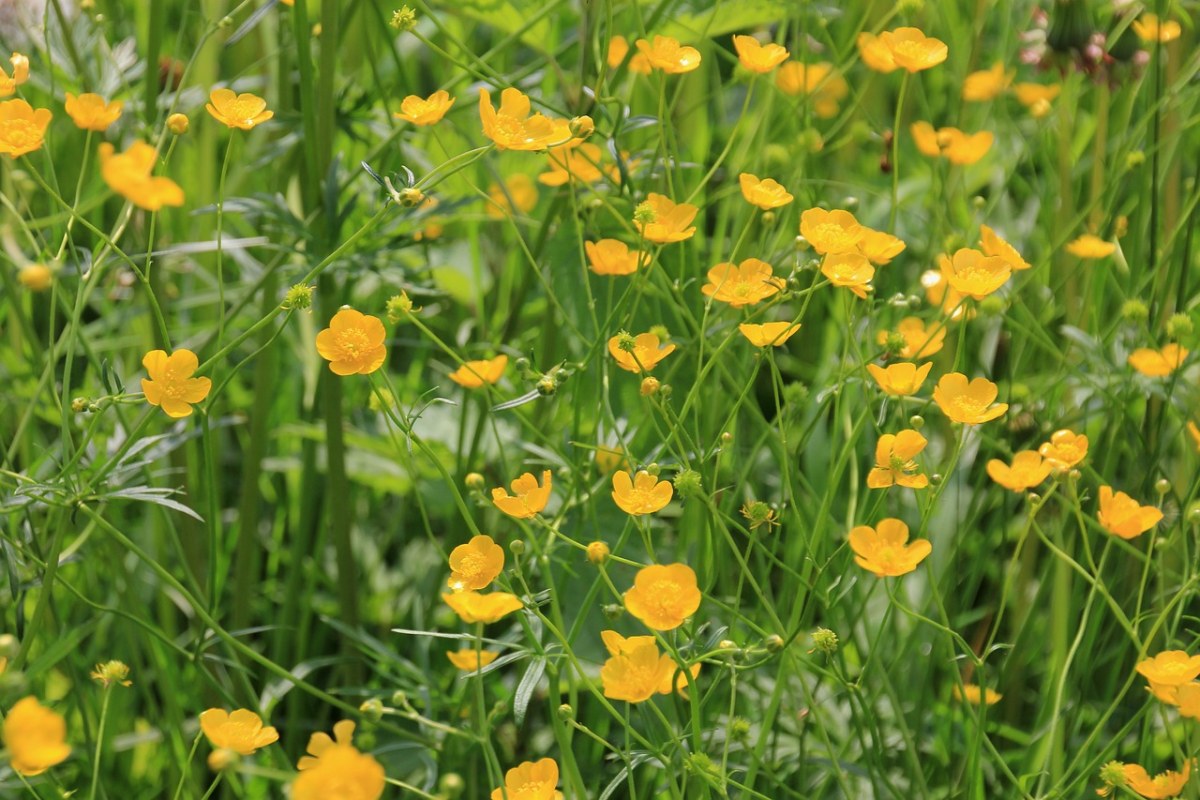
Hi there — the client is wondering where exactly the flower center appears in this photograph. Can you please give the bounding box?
[226,99,262,126]
[2,120,40,146]
[336,328,370,358]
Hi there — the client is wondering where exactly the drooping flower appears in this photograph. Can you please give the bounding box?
[952,684,1002,705]
[315,308,388,376]
[607,36,652,74]
[635,35,701,74]
[3,697,71,776]
[738,173,793,209]
[933,373,1008,424]
[448,355,508,388]
[0,98,51,157]
[738,321,800,347]
[479,87,569,151]
[986,451,1052,492]
[1037,429,1088,468]
[848,518,931,577]
[878,27,948,72]
[857,229,906,265]
[1065,234,1116,259]
[1128,344,1187,377]
[487,173,539,218]
[142,349,212,418]
[821,253,875,299]
[962,62,1013,101]
[442,591,524,624]
[911,122,993,165]
[394,89,455,125]
[1121,761,1190,799]
[979,225,1031,271]
[799,208,864,255]
[538,142,618,186]
[492,471,552,518]
[64,92,123,131]
[585,239,648,276]
[1014,83,1061,118]
[491,758,564,800]
[0,53,30,97]
[99,141,185,210]
[879,317,946,359]
[205,89,273,130]
[1098,486,1163,539]
[293,721,385,800]
[447,534,505,592]
[731,35,789,73]
[867,430,929,489]
[199,709,279,757]
[608,332,676,373]
[611,470,673,515]
[1133,14,1182,43]
[635,193,698,243]
[701,258,785,307]
[775,62,848,118]
[866,362,932,396]
[1137,651,1200,686]
[939,248,1011,300]
[623,563,702,631]
[447,649,500,671]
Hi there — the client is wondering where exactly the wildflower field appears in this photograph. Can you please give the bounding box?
[1,0,1199,796]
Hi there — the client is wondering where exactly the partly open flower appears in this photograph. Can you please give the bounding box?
[1065,234,1115,259]
[0,98,52,157]
[1038,429,1088,468]
[205,89,273,130]
[866,361,932,396]
[879,317,946,359]
[3,697,71,776]
[447,649,500,671]
[952,684,1002,705]
[821,253,875,299]
[800,208,864,255]
[986,451,1051,492]
[442,591,524,624]
[448,355,508,388]
[624,563,701,631]
[492,471,552,518]
[315,308,388,376]
[0,53,30,97]
[1129,344,1188,377]
[538,142,618,186]
[447,534,505,591]
[293,721,385,800]
[933,373,1008,424]
[608,332,676,373]
[1014,83,1060,118]
[1133,14,1182,43]
[394,89,455,125]
[775,62,848,118]
[635,35,701,74]
[940,248,1011,300]
[962,62,1013,101]
[65,92,123,131]
[857,229,906,265]
[1098,486,1163,539]
[491,758,564,800]
[142,349,212,418]
[731,35,789,73]
[99,141,185,210]
[1121,761,1190,799]
[848,518,931,577]
[586,239,648,276]
[1137,651,1200,686]
[878,27,948,72]
[702,258,785,307]
[739,172,793,209]
[612,470,673,515]
[635,193,698,243]
[979,225,1031,271]
[199,709,279,756]
[867,430,928,489]
[738,321,800,347]
[479,87,569,151]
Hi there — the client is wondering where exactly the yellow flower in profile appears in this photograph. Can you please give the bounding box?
[487,173,539,218]
[3,697,71,776]
[442,591,524,624]
[0,98,52,157]
[866,362,932,396]
[99,141,185,210]
[1098,486,1163,540]
[738,321,800,347]
[624,563,702,631]
[952,684,1002,705]
[293,721,385,800]
[879,27,948,72]
[394,89,455,125]
[1014,83,1061,118]
[1133,14,1182,43]
[612,470,673,515]
[600,631,681,703]
[1065,234,1115,259]
[0,53,30,97]
[607,36,652,75]
[635,35,701,74]
[775,62,848,118]
[315,308,388,376]
[800,208,864,255]
[933,373,1008,424]
[880,317,946,359]
[142,349,212,418]
[1121,762,1190,799]
[738,172,793,209]
[821,253,875,299]
[867,430,928,489]
[479,87,569,151]
[608,332,676,373]
[1038,429,1088,468]
[635,193,698,243]
[199,709,279,756]
[448,355,508,388]
[64,93,123,131]
[962,62,1013,101]
[731,35,789,73]
[447,534,505,591]
[492,470,552,518]
[940,248,1011,300]
[848,518,931,577]
[911,122,993,165]
[856,33,897,73]
[857,229,906,265]
[979,225,1031,271]
[1129,344,1188,377]
[1137,651,1200,686]
[447,649,500,671]
[205,89,273,130]
[491,758,564,800]
[986,451,1051,492]
[702,258,785,307]
[539,142,617,186]
[586,239,647,276]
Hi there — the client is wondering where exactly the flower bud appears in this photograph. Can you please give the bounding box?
[398,187,426,207]
[509,539,525,556]
[673,469,703,499]
[1166,313,1193,340]
[557,703,574,720]
[909,414,925,429]
[282,283,314,310]
[1120,299,1149,322]
[729,717,752,740]
[439,773,465,798]
[386,291,419,322]
[761,211,776,225]
[167,113,189,135]
[359,698,384,722]
[602,603,623,620]
[390,5,418,31]
[207,748,239,772]
[1155,478,1171,495]
[569,115,594,139]
[809,628,837,654]
[764,633,785,652]
[586,541,609,565]
[72,397,90,413]
[465,472,485,490]
[18,263,52,292]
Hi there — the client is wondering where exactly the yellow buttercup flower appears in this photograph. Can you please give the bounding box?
[979,225,1031,271]
[315,308,388,376]
[738,321,800,347]
[1137,651,1200,687]
[600,630,693,703]
[90,660,132,688]
[447,534,505,592]
[442,590,524,624]
[479,87,569,151]
[293,721,385,800]
[99,141,185,210]
[866,361,931,396]
[635,193,698,243]
[799,208,864,255]
[731,34,789,73]
[856,32,897,73]
[205,88,273,130]
[64,92,123,131]
[878,27,948,72]
[867,430,929,489]
[447,649,500,671]
[0,98,52,157]
[1098,486,1163,540]
[738,172,793,209]
[3,697,71,776]
[857,229,906,265]
[962,62,1013,101]
[1121,762,1190,799]
[607,36,652,75]
[538,142,618,186]
[142,349,212,418]
[986,451,1051,492]
[702,258,785,307]
[394,89,455,125]
[939,248,1011,300]
[624,563,702,631]
[848,518,931,577]
[775,62,848,118]
[1129,344,1187,377]
[933,373,1008,424]
[492,470,552,518]
[608,332,676,373]
[911,122,993,165]
[199,709,279,757]
[879,317,946,359]
[1133,14,1182,43]
[491,758,564,800]
[1038,429,1088,468]
[952,684,1002,705]
[611,470,673,515]
[821,253,875,299]
[635,35,701,74]
[448,355,508,388]
[585,239,648,276]
[1065,234,1115,259]
[0,53,30,97]
[1014,83,1060,118]
[18,263,52,292]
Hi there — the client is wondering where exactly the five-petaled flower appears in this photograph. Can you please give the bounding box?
[939,248,1011,299]
[800,208,864,255]
[491,758,565,800]
[623,563,701,631]
[1097,486,1163,539]
[702,258,785,307]
[933,373,1007,424]
[293,720,385,800]
[608,332,676,373]
[586,239,648,276]
[0,98,52,157]
[612,470,673,515]
[99,141,185,210]
[479,87,569,151]
[739,172,793,210]
[142,349,212,418]
[492,470,552,518]
[600,630,697,703]
[635,35,701,74]
[635,193,698,243]
[821,253,875,299]
[199,708,279,769]
[1128,344,1187,377]
[867,430,929,489]
[1038,429,1088,468]
[206,89,274,130]
[447,534,505,592]
[986,451,1051,492]
[3,697,71,776]
[866,362,932,396]
[848,518,931,577]
[394,89,455,125]
[65,92,123,131]
[732,35,789,73]
[315,308,388,376]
